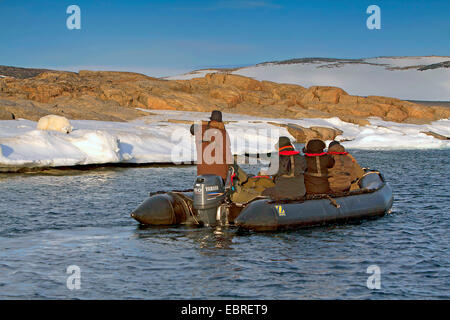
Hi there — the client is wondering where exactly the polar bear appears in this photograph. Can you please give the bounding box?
[36,115,73,134]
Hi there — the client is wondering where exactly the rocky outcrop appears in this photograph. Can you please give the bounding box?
[418,61,450,71]
[0,108,15,120]
[0,95,148,122]
[268,122,343,143]
[420,131,449,140]
[0,65,59,79]
[1,69,448,123]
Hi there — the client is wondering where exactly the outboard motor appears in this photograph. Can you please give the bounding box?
[193,175,225,226]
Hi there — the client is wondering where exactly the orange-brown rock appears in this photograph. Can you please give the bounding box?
[309,126,344,141]
[0,108,15,120]
[385,108,408,122]
[268,122,343,143]
[337,115,370,126]
[1,70,448,124]
[302,86,348,104]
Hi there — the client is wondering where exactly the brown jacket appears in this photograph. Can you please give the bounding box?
[303,141,334,194]
[327,144,358,192]
[346,153,365,181]
[191,120,233,180]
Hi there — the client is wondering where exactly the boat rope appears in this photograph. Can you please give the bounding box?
[267,186,380,204]
[190,208,200,225]
[149,188,193,196]
[361,170,381,178]
[326,195,341,208]
[171,191,200,225]
[356,170,383,184]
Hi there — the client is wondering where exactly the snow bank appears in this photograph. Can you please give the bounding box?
[0,112,448,170]
[0,114,289,169]
[0,130,86,167]
[342,118,450,149]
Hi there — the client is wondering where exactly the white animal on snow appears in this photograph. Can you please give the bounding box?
[36,115,73,134]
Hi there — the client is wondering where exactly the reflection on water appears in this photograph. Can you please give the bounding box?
[135,225,235,252]
[186,227,234,251]
[0,150,449,299]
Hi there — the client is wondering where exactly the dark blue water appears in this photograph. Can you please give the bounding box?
[0,150,449,299]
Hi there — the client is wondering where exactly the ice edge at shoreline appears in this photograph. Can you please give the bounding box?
[0,111,449,170]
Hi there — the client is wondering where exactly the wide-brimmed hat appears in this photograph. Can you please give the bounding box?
[210,110,223,122]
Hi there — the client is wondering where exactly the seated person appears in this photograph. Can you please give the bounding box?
[303,139,334,194]
[228,164,275,204]
[327,141,364,191]
[260,136,307,200]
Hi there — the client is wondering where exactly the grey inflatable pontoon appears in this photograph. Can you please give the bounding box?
[131,170,393,231]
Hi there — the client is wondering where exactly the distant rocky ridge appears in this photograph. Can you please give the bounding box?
[0,66,449,125]
[259,56,450,71]
[418,61,450,71]
[0,65,62,79]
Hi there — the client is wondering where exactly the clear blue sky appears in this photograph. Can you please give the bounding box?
[0,0,448,76]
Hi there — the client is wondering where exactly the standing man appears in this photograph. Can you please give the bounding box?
[190,110,233,181]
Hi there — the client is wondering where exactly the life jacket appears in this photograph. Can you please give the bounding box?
[327,144,355,191]
[304,152,328,177]
[279,145,300,156]
[278,146,300,178]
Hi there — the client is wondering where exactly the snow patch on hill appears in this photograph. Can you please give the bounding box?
[167,56,450,101]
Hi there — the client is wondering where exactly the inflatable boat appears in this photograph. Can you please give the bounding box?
[130,170,393,231]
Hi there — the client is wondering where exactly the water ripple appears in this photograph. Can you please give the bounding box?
[0,150,449,299]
